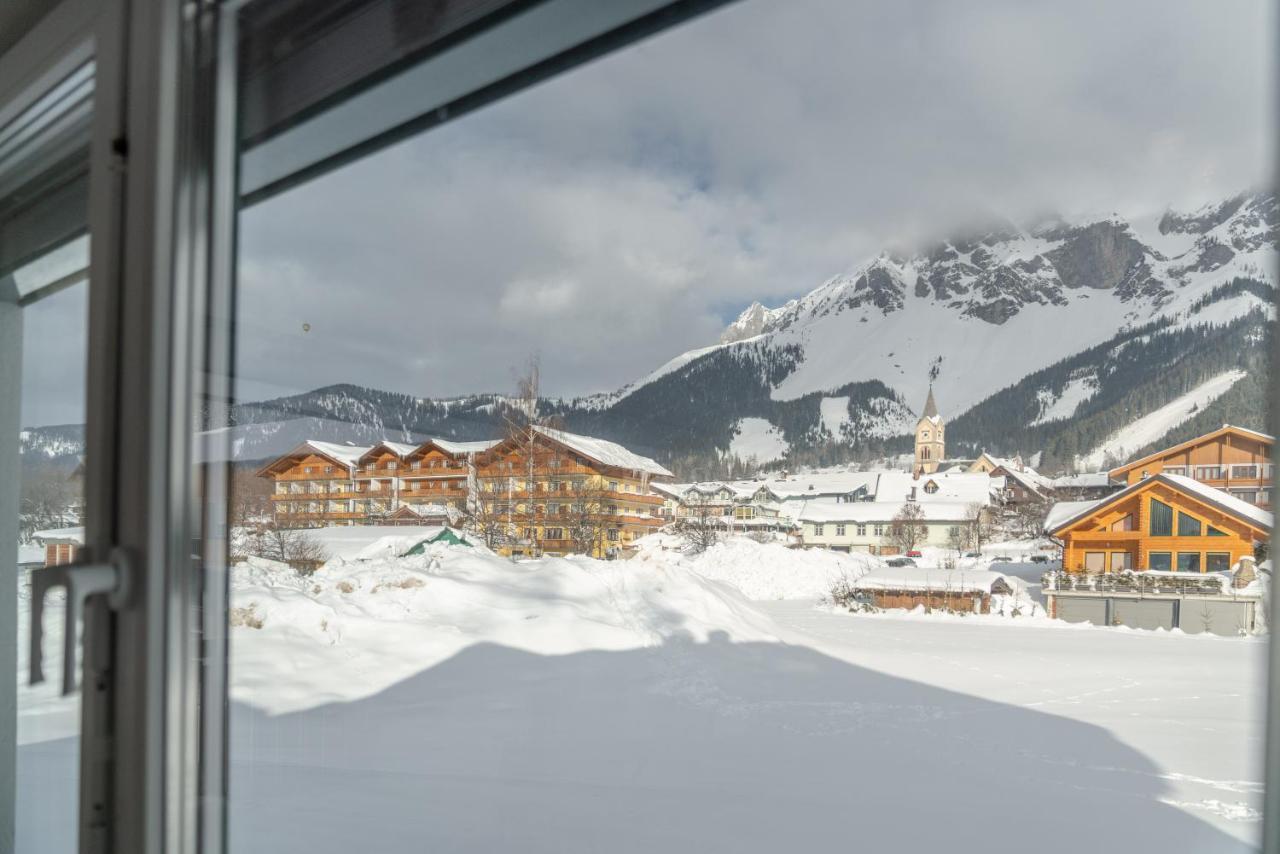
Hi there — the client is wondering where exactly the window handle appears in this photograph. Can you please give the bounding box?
[29,547,133,696]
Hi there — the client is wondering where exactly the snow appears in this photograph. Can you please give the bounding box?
[727,417,789,463]
[1031,374,1097,425]
[1044,500,1104,533]
[17,538,1267,852]
[635,535,879,600]
[298,525,453,562]
[818,395,849,437]
[533,425,673,477]
[1076,370,1248,469]
[30,526,84,544]
[1162,473,1274,531]
[428,437,499,456]
[852,566,1011,593]
[798,500,972,523]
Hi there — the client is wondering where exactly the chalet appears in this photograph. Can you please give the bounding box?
[1107,424,1273,508]
[471,425,673,559]
[257,440,366,527]
[399,438,496,516]
[849,567,1014,614]
[1044,474,1271,634]
[1046,472,1270,575]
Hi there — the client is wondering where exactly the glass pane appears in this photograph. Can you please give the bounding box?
[2,65,92,854]
[225,1,1273,851]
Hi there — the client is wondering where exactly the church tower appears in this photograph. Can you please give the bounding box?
[914,386,945,475]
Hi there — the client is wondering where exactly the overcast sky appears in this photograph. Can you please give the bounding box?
[22,0,1276,426]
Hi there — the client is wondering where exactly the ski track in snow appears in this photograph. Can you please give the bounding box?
[1076,369,1248,469]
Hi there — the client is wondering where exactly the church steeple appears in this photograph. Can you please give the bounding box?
[922,385,939,420]
[913,384,945,475]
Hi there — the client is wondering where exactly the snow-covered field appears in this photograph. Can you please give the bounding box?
[16,540,1265,852]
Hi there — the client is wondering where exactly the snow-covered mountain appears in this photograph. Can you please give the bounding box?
[598,190,1275,469]
[20,192,1275,478]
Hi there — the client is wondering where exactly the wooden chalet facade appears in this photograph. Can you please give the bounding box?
[471,425,673,559]
[257,428,673,559]
[1047,473,1271,575]
[1107,425,1273,509]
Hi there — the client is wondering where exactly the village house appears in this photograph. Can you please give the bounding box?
[1106,424,1273,508]
[1043,473,1271,634]
[1046,472,1269,575]
[650,481,793,534]
[471,425,673,559]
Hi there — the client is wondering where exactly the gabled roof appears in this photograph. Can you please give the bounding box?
[358,440,419,462]
[529,425,673,478]
[407,437,499,459]
[1045,472,1273,537]
[255,440,370,476]
[1107,424,1275,480]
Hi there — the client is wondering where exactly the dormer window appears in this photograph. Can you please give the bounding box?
[924,480,939,494]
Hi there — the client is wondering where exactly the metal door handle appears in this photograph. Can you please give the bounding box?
[29,547,133,696]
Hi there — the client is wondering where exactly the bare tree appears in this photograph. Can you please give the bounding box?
[964,501,991,552]
[245,526,329,575]
[889,502,928,553]
[19,463,80,542]
[564,480,612,557]
[675,494,720,554]
[230,465,274,530]
[459,481,510,550]
[945,524,969,567]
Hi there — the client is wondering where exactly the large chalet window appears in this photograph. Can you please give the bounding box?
[1149,498,1174,536]
[1176,513,1202,537]
[1176,553,1201,573]
[1194,465,1224,480]
[1148,552,1173,571]
[1208,525,1228,537]
[1207,553,1232,572]
[1231,464,1259,479]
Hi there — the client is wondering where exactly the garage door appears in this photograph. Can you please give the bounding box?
[1112,599,1176,631]
[1056,597,1108,626]
[1179,599,1252,636]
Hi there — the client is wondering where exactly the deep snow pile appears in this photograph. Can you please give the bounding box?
[230,543,780,713]
[634,535,881,600]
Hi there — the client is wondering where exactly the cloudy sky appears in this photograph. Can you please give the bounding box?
[22,0,1276,425]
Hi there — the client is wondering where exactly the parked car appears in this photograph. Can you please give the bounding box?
[886,557,918,568]
[906,549,923,558]
[989,555,1012,564]
[1029,554,1050,564]
[963,551,981,559]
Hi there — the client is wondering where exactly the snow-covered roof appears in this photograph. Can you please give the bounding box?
[31,525,85,544]
[1043,500,1102,533]
[299,440,369,467]
[764,470,880,499]
[1162,473,1273,531]
[798,500,973,523]
[853,567,1012,594]
[429,438,500,456]
[1045,473,1273,535]
[532,426,673,478]
[1049,472,1113,489]
[873,470,996,505]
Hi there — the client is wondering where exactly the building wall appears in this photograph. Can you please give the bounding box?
[865,589,990,614]
[1116,431,1272,507]
[802,518,968,552]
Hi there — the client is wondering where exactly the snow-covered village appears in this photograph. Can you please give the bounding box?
[7,1,1278,853]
